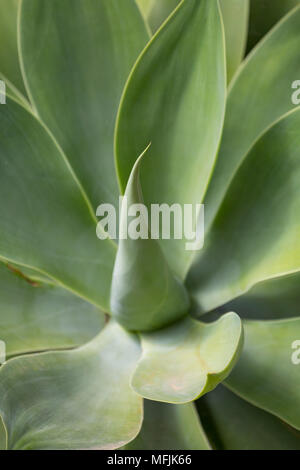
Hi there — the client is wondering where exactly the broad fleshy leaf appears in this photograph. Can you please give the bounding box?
[203,5,300,231]
[142,0,249,85]
[0,0,27,98]
[219,0,249,83]
[226,318,300,430]
[110,149,190,331]
[188,108,300,313]
[0,263,105,357]
[225,272,300,320]
[125,400,211,450]
[20,0,149,211]
[115,0,226,279]
[197,385,300,450]
[247,0,300,52]
[0,97,115,311]
[132,313,243,403]
[0,322,142,450]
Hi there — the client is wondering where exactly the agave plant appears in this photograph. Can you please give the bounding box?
[0,0,300,451]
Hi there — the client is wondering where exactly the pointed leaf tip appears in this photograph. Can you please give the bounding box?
[110,148,190,332]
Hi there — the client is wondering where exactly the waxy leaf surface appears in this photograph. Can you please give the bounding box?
[188,108,300,313]
[204,5,300,231]
[0,97,115,311]
[226,317,300,430]
[110,150,189,331]
[0,322,142,450]
[20,0,149,211]
[197,385,300,450]
[115,0,226,278]
[0,0,26,97]
[125,400,210,450]
[0,263,104,357]
[132,313,243,403]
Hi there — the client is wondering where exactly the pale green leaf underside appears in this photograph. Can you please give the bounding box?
[0,97,115,311]
[188,108,300,314]
[20,0,149,212]
[0,322,142,450]
[132,313,243,403]
[125,400,211,450]
[204,5,300,232]
[197,385,300,450]
[226,318,300,430]
[110,149,189,331]
[115,0,226,279]
[0,263,105,357]
[225,271,300,320]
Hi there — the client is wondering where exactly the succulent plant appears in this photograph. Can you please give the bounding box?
[0,0,300,451]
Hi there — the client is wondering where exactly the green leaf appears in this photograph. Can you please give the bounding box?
[0,0,27,97]
[0,262,105,357]
[147,0,180,32]
[203,5,300,231]
[219,0,249,83]
[132,313,243,403]
[136,0,154,19]
[19,0,149,211]
[115,0,226,279]
[0,97,115,311]
[188,108,300,313]
[225,272,300,320]
[110,148,190,332]
[0,416,7,450]
[144,0,249,84]
[226,317,300,430]
[125,400,211,450]
[247,0,300,52]
[197,385,300,450]
[0,321,142,450]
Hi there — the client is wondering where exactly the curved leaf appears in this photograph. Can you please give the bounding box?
[225,271,300,320]
[0,97,115,311]
[0,321,142,450]
[0,263,105,357]
[197,385,300,450]
[226,317,300,430]
[147,0,180,32]
[110,149,189,331]
[0,0,26,96]
[188,108,300,313]
[132,313,243,403]
[115,0,226,279]
[247,0,300,52]
[0,416,7,450]
[20,0,149,211]
[125,400,211,450]
[219,0,249,83]
[203,5,300,231]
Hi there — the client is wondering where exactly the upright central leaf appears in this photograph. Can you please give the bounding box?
[20,0,149,211]
[110,149,190,332]
[115,0,226,279]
